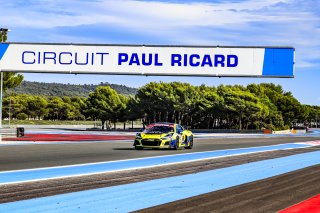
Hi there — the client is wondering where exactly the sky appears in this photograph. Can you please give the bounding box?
[0,0,319,105]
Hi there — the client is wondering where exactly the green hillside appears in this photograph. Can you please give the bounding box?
[7,81,138,97]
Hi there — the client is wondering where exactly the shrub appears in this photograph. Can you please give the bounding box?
[16,113,28,120]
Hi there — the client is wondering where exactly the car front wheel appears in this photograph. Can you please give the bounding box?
[185,136,193,149]
[173,136,180,150]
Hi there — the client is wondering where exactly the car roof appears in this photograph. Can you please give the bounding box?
[155,122,175,125]
[146,122,175,129]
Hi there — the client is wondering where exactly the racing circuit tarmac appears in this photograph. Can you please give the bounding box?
[1,136,319,171]
[0,132,320,212]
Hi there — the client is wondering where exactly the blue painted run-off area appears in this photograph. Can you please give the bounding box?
[0,143,310,184]
[0,150,319,213]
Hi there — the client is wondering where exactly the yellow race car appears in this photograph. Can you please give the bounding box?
[133,122,193,150]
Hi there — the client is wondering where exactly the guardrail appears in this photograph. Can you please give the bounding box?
[0,128,16,138]
[190,129,264,134]
[0,127,25,138]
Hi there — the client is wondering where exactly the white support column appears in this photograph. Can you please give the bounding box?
[0,71,2,129]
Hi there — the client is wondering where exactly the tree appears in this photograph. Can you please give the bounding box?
[3,94,28,120]
[86,86,123,129]
[68,97,86,120]
[136,82,166,124]
[277,92,302,126]
[125,96,143,128]
[116,94,129,129]
[1,80,313,131]
[194,85,224,129]
[25,95,48,119]
[170,82,201,125]
[3,72,24,91]
[46,97,65,120]
[218,85,263,130]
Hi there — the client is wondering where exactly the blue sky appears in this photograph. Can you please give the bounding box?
[0,0,319,105]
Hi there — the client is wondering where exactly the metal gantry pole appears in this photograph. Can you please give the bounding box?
[0,30,2,130]
[9,98,11,128]
[0,71,2,129]
[0,28,9,129]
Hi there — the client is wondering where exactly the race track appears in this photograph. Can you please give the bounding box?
[0,136,319,171]
[0,132,320,212]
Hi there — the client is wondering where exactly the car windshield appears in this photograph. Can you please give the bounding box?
[144,125,174,134]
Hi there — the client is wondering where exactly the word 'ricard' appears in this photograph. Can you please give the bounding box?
[21,51,239,68]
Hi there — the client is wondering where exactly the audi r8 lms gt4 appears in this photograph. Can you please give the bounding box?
[133,123,193,150]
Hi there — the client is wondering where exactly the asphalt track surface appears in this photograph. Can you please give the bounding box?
[0,146,318,196]
[0,135,320,212]
[135,164,320,213]
[1,136,319,171]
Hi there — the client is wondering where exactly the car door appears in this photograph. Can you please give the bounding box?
[176,125,183,144]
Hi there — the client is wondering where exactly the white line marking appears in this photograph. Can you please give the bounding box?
[0,144,313,185]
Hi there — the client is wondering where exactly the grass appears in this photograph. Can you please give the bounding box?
[2,120,96,125]
[1,120,143,128]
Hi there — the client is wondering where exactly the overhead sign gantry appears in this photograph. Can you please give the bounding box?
[0,43,294,77]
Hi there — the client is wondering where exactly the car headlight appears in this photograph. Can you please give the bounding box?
[136,133,142,139]
[161,133,173,140]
